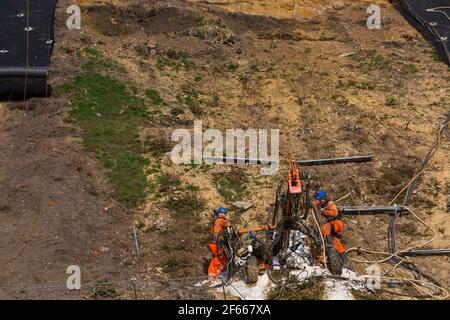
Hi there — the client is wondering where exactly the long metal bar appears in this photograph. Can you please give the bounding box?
[296,155,374,166]
[402,112,449,206]
[398,249,450,257]
[132,227,140,256]
[0,66,48,77]
[338,206,408,215]
[388,209,401,253]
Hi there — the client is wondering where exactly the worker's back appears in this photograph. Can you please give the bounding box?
[210,217,228,241]
[322,201,339,219]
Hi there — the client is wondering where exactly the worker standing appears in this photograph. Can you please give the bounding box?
[314,190,349,268]
[208,207,230,280]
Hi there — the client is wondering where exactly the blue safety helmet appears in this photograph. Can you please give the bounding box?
[315,190,327,201]
[214,207,228,215]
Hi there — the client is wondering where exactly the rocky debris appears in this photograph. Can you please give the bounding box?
[137,212,171,233]
[339,52,356,58]
[232,201,254,212]
[180,24,238,45]
[446,195,450,211]
[134,39,158,57]
[331,2,348,11]
[120,256,134,266]
[257,29,303,41]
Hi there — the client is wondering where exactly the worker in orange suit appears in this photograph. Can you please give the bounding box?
[314,190,349,268]
[208,207,230,280]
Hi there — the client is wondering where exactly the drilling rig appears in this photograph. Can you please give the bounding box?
[215,155,374,284]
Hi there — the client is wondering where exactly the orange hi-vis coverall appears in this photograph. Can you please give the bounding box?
[319,201,345,254]
[208,217,229,279]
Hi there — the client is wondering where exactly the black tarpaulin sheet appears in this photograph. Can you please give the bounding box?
[400,0,450,65]
[0,0,57,100]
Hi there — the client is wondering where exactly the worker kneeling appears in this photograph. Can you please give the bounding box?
[315,190,349,269]
[208,207,229,280]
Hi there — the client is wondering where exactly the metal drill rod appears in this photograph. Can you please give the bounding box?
[398,249,450,257]
[338,206,408,215]
[296,155,374,166]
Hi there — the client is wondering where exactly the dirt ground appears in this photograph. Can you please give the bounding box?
[0,0,449,299]
[0,100,139,299]
[0,2,139,299]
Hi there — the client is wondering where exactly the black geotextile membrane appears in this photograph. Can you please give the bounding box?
[0,0,58,100]
[399,0,450,65]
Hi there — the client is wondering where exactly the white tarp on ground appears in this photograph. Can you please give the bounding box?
[217,231,367,300]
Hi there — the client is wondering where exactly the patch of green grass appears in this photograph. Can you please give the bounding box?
[145,89,167,106]
[185,184,199,192]
[211,94,220,107]
[68,71,151,207]
[193,16,205,26]
[78,47,101,58]
[216,175,248,202]
[227,62,239,72]
[403,63,418,74]
[78,47,113,71]
[157,58,195,72]
[431,51,440,61]
[146,163,161,175]
[337,80,375,90]
[156,58,177,70]
[239,74,249,85]
[157,173,181,194]
[163,255,190,273]
[266,65,275,73]
[370,52,391,68]
[164,192,205,217]
[55,83,74,94]
[177,91,203,116]
[358,81,376,90]
[181,58,196,71]
[330,93,348,107]
[385,95,398,107]
[268,278,326,300]
[188,162,212,172]
[352,49,391,71]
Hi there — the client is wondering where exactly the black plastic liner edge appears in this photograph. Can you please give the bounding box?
[397,0,450,65]
[0,0,58,101]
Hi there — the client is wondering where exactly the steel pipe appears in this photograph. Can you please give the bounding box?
[338,206,408,215]
[296,155,374,166]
